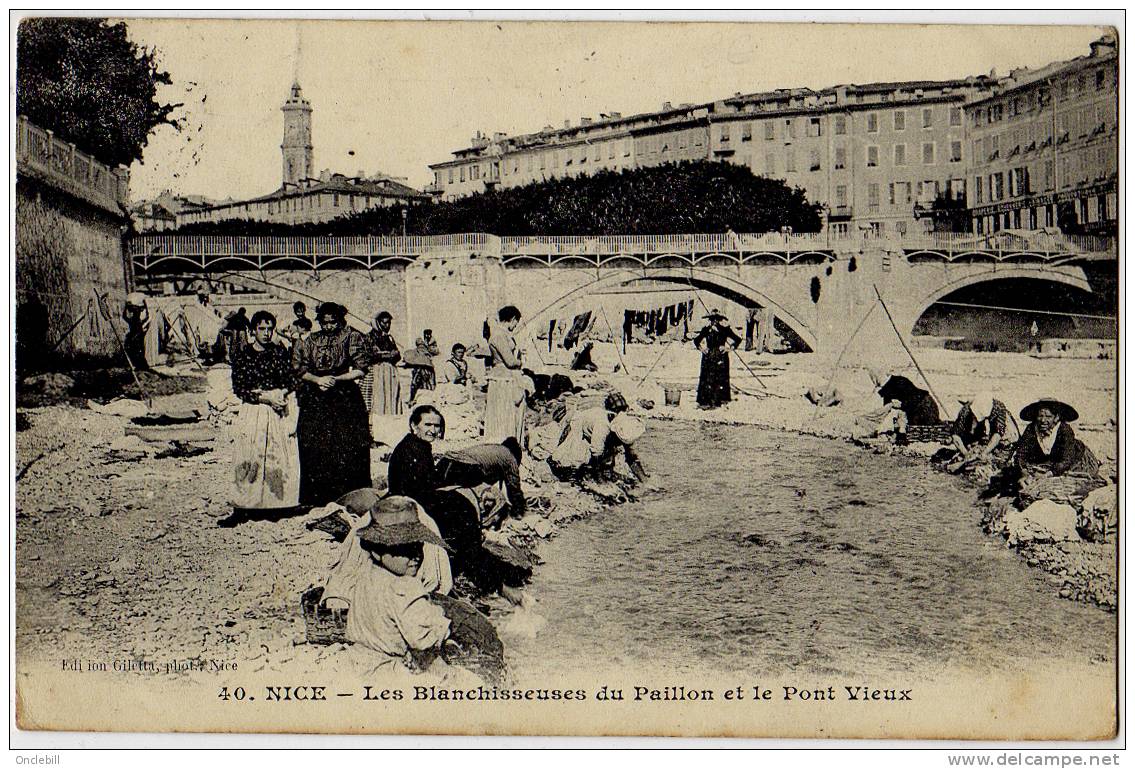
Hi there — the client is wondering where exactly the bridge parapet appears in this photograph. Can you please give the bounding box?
[127,231,1115,275]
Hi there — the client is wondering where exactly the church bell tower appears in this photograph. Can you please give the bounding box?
[281,81,313,187]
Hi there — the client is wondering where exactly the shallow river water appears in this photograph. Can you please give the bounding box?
[508,419,1114,680]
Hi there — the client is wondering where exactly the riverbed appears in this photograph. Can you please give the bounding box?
[508,419,1115,681]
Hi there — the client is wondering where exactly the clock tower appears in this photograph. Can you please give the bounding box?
[281,82,313,187]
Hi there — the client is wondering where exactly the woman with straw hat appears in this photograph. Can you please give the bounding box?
[329,495,454,675]
[1014,397,1099,477]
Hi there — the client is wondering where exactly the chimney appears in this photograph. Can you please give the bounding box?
[661,101,673,111]
[580,117,592,126]
[563,120,571,129]
[609,111,622,119]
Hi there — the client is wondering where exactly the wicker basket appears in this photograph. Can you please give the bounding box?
[301,586,349,645]
[906,422,954,444]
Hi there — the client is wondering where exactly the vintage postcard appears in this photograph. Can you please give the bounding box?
[12,15,1119,739]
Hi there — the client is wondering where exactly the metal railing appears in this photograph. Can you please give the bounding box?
[16,115,129,213]
[127,230,1116,273]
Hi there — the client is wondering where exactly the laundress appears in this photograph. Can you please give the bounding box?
[293,327,373,505]
[483,326,526,444]
[366,329,403,431]
[229,343,299,510]
[693,323,742,408]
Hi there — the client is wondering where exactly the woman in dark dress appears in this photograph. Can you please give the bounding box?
[292,302,372,505]
[1014,397,1099,477]
[877,375,941,427]
[693,310,742,409]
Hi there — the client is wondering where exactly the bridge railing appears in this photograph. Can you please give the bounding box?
[127,230,1115,272]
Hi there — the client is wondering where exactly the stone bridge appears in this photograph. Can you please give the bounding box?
[127,232,1114,356]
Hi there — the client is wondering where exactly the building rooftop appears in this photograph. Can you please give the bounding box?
[186,173,428,213]
[432,75,995,167]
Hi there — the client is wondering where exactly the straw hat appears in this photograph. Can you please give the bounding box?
[703,308,727,320]
[125,291,147,307]
[336,490,452,551]
[611,414,645,445]
[1020,397,1078,423]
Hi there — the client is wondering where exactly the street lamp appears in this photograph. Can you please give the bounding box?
[401,207,408,238]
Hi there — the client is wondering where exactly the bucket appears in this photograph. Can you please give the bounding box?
[663,385,682,407]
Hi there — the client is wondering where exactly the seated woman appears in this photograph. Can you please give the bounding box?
[322,495,454,677]
[1014,397,1100,478]
[945,392,1014,472]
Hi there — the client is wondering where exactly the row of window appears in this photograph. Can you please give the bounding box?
[972,102,1115,165]
[264,193,384,214]
[831,179,965,209]
[445,138,636,184]
[972,66,1114,127]
[716,106,963,144]
[971,142,1114,203]
[737,141,964,176]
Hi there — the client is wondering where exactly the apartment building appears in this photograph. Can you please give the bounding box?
[428,79,988,236]
[966,34,1118,235]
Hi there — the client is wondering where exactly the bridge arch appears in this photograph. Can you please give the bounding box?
[909,266,1093,331]
[518,265,817,352]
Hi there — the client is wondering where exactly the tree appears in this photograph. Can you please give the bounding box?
[924,192,972,233]
[17,17,180,167]
[174,161,825,236]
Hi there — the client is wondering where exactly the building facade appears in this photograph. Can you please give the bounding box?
[176,171,427,228]
[169,83,426,228]
[965,35,1118,235]
[428,80,988,236]
[429,37,1118,237]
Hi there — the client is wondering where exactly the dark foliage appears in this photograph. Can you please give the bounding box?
[172,161,824,236]
[17,17,180,167]
[925,193,972,233]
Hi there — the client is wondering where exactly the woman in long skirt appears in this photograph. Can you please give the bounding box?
[366,311,402,420]
[293,302,373,505]
[693,309,741,410]
[230,311,300,512]
[484,305,527,444]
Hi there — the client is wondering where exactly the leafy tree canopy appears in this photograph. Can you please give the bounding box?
[172,161,825,236]
[18,17,180,167]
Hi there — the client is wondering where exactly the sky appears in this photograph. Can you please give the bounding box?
[117,16,1113,203]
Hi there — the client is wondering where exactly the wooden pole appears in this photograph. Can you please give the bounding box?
[872,284,951,420]
[95,289,153,410]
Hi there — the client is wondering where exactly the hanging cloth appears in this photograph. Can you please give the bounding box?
[563,311,592,350]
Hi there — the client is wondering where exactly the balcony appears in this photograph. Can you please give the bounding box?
[16,115,129,216]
